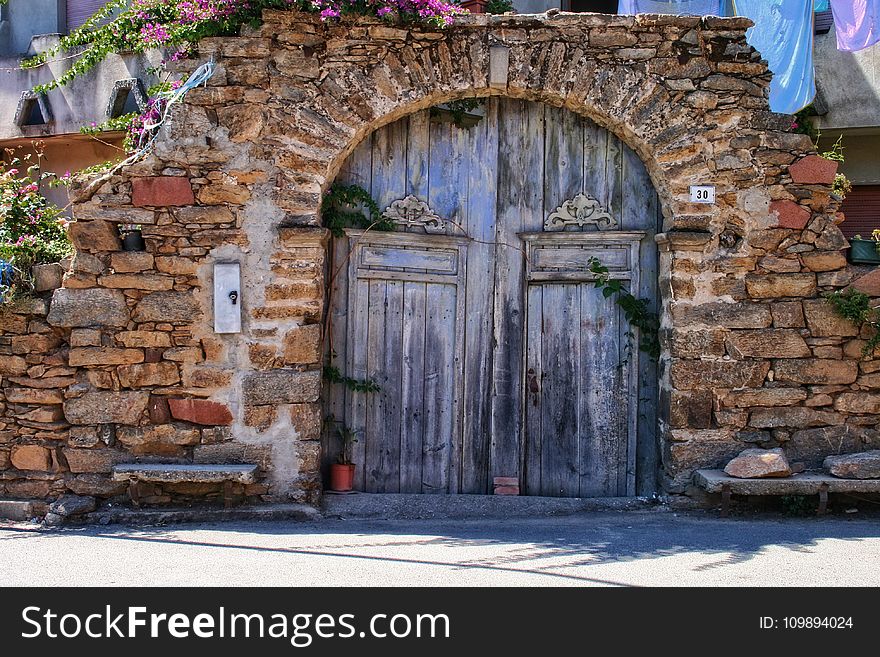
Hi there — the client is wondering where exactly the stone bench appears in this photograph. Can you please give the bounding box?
[112,464,259,508]
[693,469,880,517]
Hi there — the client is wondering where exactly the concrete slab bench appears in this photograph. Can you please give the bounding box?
[694,469,880,517]
[112,464,259,508]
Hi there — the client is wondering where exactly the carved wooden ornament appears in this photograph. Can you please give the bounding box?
[544,193,618,231]
[382,196,446,234]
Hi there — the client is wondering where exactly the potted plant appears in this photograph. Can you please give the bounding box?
[120,223,145,251]
[848,232,880,265]
[329,425,358,492]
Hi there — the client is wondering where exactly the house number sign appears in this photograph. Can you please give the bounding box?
[689,185,716,204]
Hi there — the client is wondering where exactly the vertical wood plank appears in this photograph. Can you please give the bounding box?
[577,283,624,497]
[406,111,431,200]
[400,281,426,493]
[460,98,498,493]
[380,280,404,493]
[364,280,388,493]
[544,105,584,221]
[371,118,408,212]
[428,118,469,231]
[524,284,543,495]
[340,134,374,190]
[422,283,457,493]
[346,270,369,491]
[622,146,660,495]
[604,131,623,221]
[490,98,544,483]
[582,118,608,203]
[539,284,580,497]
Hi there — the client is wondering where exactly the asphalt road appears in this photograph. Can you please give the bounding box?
[2,510,879,586]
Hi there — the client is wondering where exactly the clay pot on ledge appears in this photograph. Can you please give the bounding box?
[329,463,356,492]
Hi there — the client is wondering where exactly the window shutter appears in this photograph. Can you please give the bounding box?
[839,186,880,239]
[67,0,110,32]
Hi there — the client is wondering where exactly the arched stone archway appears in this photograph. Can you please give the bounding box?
[12,10,855,508]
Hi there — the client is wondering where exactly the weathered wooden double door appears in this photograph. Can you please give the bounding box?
[326,99,660,497]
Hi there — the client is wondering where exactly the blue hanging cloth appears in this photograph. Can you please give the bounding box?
[733,0,816,114]
[618,0,725,13]
[815,0,830,12]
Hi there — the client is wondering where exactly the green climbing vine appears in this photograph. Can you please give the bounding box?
[587,257,661,359]
[321,184,396,237]
[825,288,880,356]
[323,365,381,394]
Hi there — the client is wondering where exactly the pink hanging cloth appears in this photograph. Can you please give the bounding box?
[830,0,880,51]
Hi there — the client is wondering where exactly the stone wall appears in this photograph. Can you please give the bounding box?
[0,10,871,509]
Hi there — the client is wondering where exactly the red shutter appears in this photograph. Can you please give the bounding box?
[67,0,110,32]
[839,186,880,239]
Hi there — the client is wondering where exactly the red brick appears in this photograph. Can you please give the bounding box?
[493,476,519,487]
[168,398,233,425]
[132,177,195,207]
[788,155,838,185]
[769,200,810,229]
[494,485,520,496]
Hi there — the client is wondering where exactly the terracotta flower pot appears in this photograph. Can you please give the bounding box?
[330,463,356,492]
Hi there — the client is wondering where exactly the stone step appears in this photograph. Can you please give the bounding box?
[85,503,320,526]
[111,463,259,484]
[694,469,880,495]
[322,493,660,520]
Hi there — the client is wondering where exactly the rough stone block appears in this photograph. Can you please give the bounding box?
[132,176,195,207]
[63,392,149,425]
[788,154,838,185]
[70,328,102,347]
[68,220,121,252]
[834,393,880,414]
[116,424,201,446]
[283,324,322,364]
[110,251,155,273]
[242,370,321,405]
[769,200,810,229]
[786,425,880,467]
[745,273,816,298]
[116,331,172,348]
[802,299,860,337]
[801,251,846,272]
[670,360,769,390]
[824,451,880,479]
[69,347,144,367]
[117,362,180,388]
[722,387,807,408]
[10,444,52,471]
[63,448,129,473]
[724,447,791,478]
[770,301,805,328]
[291,403,321,441]
[773,359,858,385]
[47,288,129,328]
[168,398,233,425]
[671,302,772,329]
[725,329,810,359]
[749,407,842,429]
[32,263,65,292]
[133,291,201,323]
[3,387,64,404]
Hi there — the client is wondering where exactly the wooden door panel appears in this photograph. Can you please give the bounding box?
[330,99,660,497]
[345,233,466,494]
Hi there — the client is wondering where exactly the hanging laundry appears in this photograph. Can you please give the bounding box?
[815,0,830,11]
[733,0,816,114]
[617,1,725,15]
[830,0,880,51]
